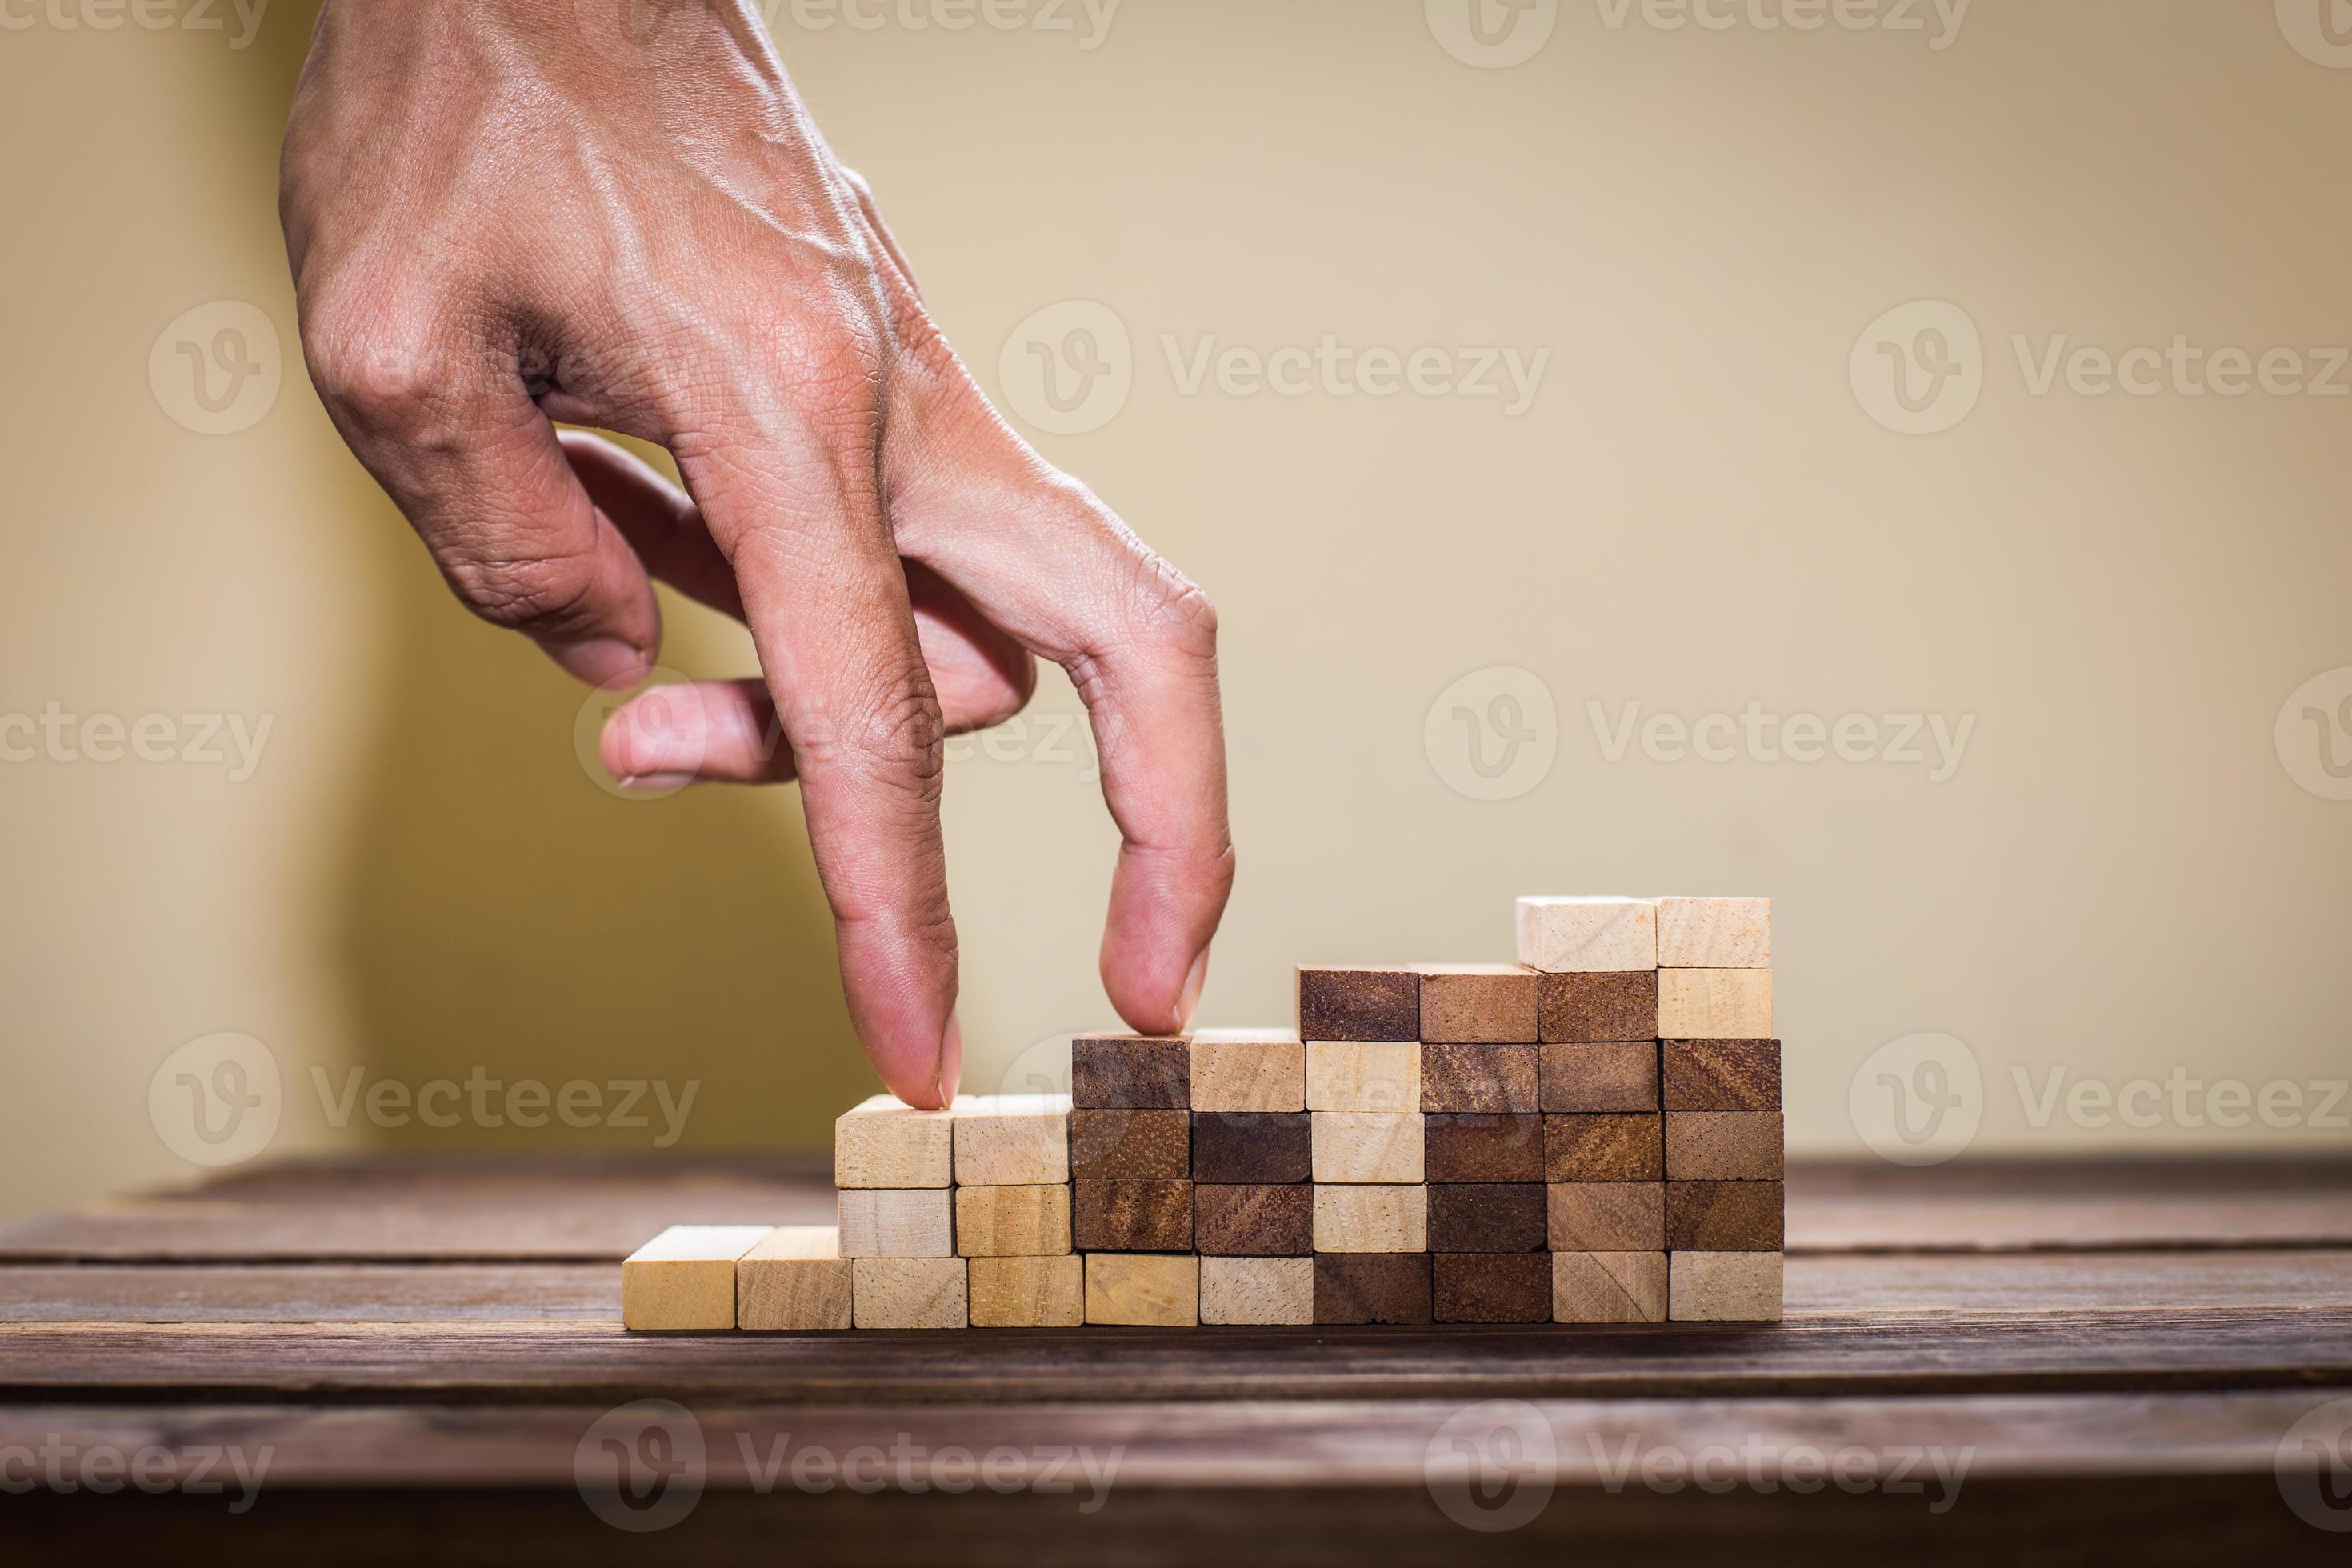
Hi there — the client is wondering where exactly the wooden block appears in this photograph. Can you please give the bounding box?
[1536,971,1658,1044]
[1542,1113,1664,1182]
[954,1184,1072,1257]
[1670,1250,1785,1322]
[1310,1111,1425,1183]
[967,1255,1083,1327]
[1297,966,1419,1042]
[1515,896,1656,972]
[1414,963,1538,1042]
[950,1093,1070,1186]
[1657,970,1773,1040]
[1421,1044,1539,1113]
[736,1226,854,1331]
[1662,1039,1782,1110]
[850,1256,968,1329]
[1189,1027,1306,1113]
[834,1095,953,1190]
[1311,1183,1427,1252]
[1199,1256,1314,1325]
[1665,1111,1785,1181]
[1314,1252,1433,1325]
[1194,1183,1313,1255]
[1070,1034,1189,1109]
[1426,1182,1546,1253]
[1068,1108,1190,1180]
[1538,1042,1659,1112]
[1084,1253,1198,1326]
[1655,896,1770,969]
[1306,1041,1420,1112]
[622,1225,773,1330]
[836,1188,954,1258]
[1073,1178,1193,1251]
[1424,1113,1543,1182]
[1546,1182,1666,1250]
[1191,1112,1310,1183]
[1666,1180,1786,1250]
[1434,1253,1552,1323]
[1553,1250,1669,1323]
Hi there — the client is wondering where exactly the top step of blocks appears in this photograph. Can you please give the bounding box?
[1517,896,1771,972]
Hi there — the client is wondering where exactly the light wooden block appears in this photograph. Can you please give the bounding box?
[1310,1111,1425,1183]
[954,1184,1072,1257]
[1670,1250,1784,1322]
[1312,1183,1428,1252]
[837,1188,954,1258]
[950,1093,1070,1186]
[967,1255,1083,1327]
[851,1256,968,1329]
[1515,896,1657,973]
[1655,897,1770,969]
[1189,1027,1306,1113]
[736,1225,854,1330]
[622,1225,774,1330]
[1552,1250,1669,1323]
[1664,1111,1786,1181]
[1306,1041,1420,1113]
[1084,1253,1199,1326]
[1657,970,1773,1039]
[834,1094,954,1190]
[1199,1256,1314,1325]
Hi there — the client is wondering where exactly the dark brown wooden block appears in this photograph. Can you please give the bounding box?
[1313,1252,1433,1325]
[1424,1114,1543,1182]
[1542,1114,1664,1182]
[1192,1183,1311,1256]
[1414,964,1538,1043]
[1068,1109,1190,1180]
[1297,966,1419,1042]
[1421,1045,1539,1114]
[1073,1178,1192,1251]
[1664,1111,1785,1181]
[1434,1252,1552,1324]
[1426,1182,1546,1253]
[1662,1039,1782,1110]
[1070,1036,1189,1109]
[1538,1042,1659,1112]
[1191,1113,1310,1184]
[1546,1181,1666,1250]
[1665,1180,1785,1250]
[1537,970,1658,1043]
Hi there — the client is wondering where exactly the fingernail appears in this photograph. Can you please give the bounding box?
[1174,946,1210,1033]
[935,1011,963,1106]
[615,771,696,794]
[554,637,650,690]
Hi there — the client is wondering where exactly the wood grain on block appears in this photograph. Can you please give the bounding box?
[1070,1034,1190,1110]
[1191,1113,1310,1184]
[1313,1251,1433,1326]
[1662,1039,1782,1111]
[1198,1256,1314,1326]
[1434,1252,1552,1324]
[1192,1183,1312,1256]
[1188,1028,1306,1113]
[834,1096,953,1190]
[967,1255,1082,1328]
[1296,966,1420,1042]
[1657,970,1773,1041]
[1655,896,1771,969]
[1537,971,1659,1044]
[1553,1250,1669,1323]
[953,1185,1071,1258]
[1423,1113,1543,1182]
[950,1094,1070,1186]
[850,1256,968,1330]
[1426,1182,1545,1254]
[1311,1183,1427,1252]
[1072,1178,1193,1252]
[735,1225,853,1331]
[1665,1111,1786,1182]
[1666,1180,1786,1251]
[1067,1109,1190,1181]
[622,1224,773,1330]
[1414,964,1538,1043]
[1542,1114,1665,1182]
[1421,1045,1539,1114]
[1306,1041,1420,1114]
[1546,1182,1666,1251]
[835,1188,953,1258]
[1310,1111,1425,1184]
[1538,1042,1659,1113]
[1515,896,1657,973]
[1084,1253,1198,1327]
[1670,1250,1785,1322]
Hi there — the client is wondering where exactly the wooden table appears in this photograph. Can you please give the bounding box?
[5,1155,2349,1562]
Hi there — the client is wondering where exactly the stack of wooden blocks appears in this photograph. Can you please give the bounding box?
[622,894,1782,1332]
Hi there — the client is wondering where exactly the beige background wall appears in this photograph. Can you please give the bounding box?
[4,0,2349,1218]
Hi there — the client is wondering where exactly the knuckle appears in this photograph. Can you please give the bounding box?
[438,547,598,638]
[300,288,479,442]
[1127,556,1220,663]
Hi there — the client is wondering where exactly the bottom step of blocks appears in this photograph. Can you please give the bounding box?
[969,1255,1083,1327]
[852,1256,969,1329]
[1314,1253,1433,1325]
[1551,1251,1668,1323]
[1199,1256,1314,1325]
[1085,1254,1200,1326]
[738,1226,853,1330]
[1669,1250,1784,1322]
